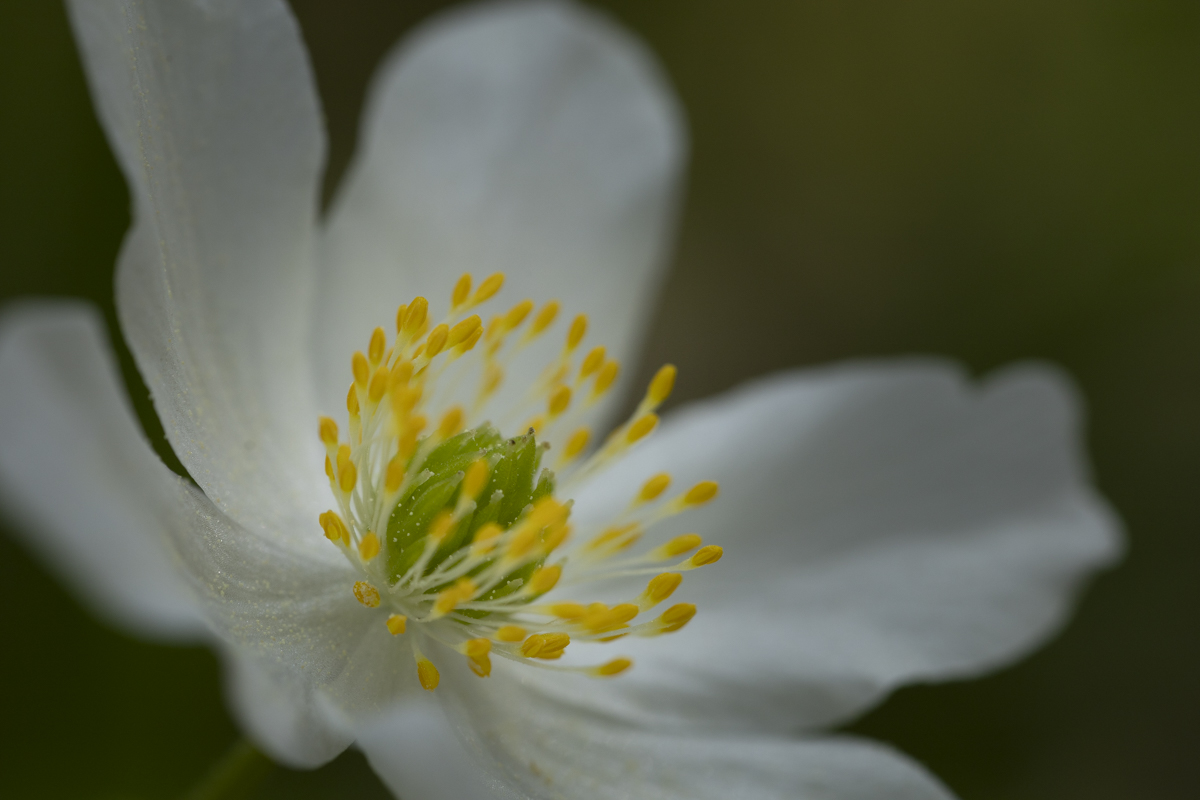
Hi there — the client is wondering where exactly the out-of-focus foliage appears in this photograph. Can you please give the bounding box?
[2,1,1196,797]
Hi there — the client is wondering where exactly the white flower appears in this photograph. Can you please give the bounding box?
[0,1,1122,798]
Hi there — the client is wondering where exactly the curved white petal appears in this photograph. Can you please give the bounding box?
[315,0,686,422]
[550,360,1123,732]
[359,660,956,800]
[0,301,205,640]
[67,0,329,545]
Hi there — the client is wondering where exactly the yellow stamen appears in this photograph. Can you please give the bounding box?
[548,385,572,417]
[386,614,407,635]
[346,384,360,416]
[592,658,633,677]
[593,359,620,396]
[424,324,449,359]
[417,657,440,691]
[464,638,492,678]
[369,327,387,364]
[635,473,671,505]
[395,304,407,333]
[368,366,389,403]
[684,481,719,506]
[496,625,527,642]
[352,351,369,386]
[547,602,586,620]
[448,315,482,348]
[641,573,682,607]
[462,459,489,501]
[436,406,464,439]
[646,364,676,406]
[471,522,503,554]
[402,297,428,336]
[566,314,587,351]
[625,414,658,444]
[529,301,560,338]
[338,460,357,493]
[582,603,639,634]
[384,456,405,494]
[521,632,570,659]
[472,272,505,306]
[656,533,703,559]
[528,564,562,594]
[358,531,381,562]
[353,581,380,608]
[688,545,723,567]
[318,416,338,447]
[428,510,455,542]
[451,274,472,309]
[586,523,641,553]
[659,603,696,633]
[502,299,533,332]
[561,428,590,464]
[433,577,477,617]
[579,346,605,379]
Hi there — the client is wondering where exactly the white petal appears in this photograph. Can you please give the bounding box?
[0,301,205,640]
[315,0,685,421]
[66,0,329,543]
[555,360,1123,732]
[221,648,353,768]
[358,661,956,800]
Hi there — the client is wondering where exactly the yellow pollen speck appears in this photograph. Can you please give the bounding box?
[636,473,671,504]
[592,658,633,677]
[318,416,338,447]
[358,531,380,562]
[647,364,676,405]
[352,351,369,386]
[625,414,658,444]
[530,301,560,337]
[452,274,472,309]
[369,327,386,364]
[403,297,429,335]
[462,459,489,501]
[566,314,587,351]
[579,345,605,379]
[548,385,572,417]
[529,564,562,594]
[690,545,723,567]
[386,614,407,635]
[593,359,620,396]
[521,632,570,659]
[448,315,481,348]
[643,573,682,605]
[338,460,357,493]
[496,625,527,642]
[438,406,464,438]
[472,272,505,305]
[660,603,696,632]
[417,658,440,691]
[684,481,719,506]
[353,581,380,608]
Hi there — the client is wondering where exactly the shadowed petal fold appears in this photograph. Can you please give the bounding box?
[66,0,329,545]
[316,0,686,419]
[552,360,1123,732]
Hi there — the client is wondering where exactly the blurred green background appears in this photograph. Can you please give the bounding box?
[2,1,1197,798]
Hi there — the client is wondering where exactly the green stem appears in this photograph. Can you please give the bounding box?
[181,738,275,800]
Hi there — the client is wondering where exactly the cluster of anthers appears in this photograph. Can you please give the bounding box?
[317,273,721,691]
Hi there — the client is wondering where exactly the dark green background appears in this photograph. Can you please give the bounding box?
[2,1,1196,797]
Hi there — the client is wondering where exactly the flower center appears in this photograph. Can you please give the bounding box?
[316,273,720,690]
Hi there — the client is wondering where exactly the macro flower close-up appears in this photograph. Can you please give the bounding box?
[0,1,1139,799]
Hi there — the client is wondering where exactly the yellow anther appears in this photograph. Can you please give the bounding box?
[503,299,534,331]
[346,384,360,416]
[353,581,380,608]
[548,602,586,620]
[689,545,723,567]
[659,603,696,633]
[433,577,477,617]
[336,444,351,473]
[325,455,334,480]
[684,481,719,506]
[658,533,703,559]
[448,315,481,348]
[583,603,639,634]
[429,407,461,440]
[529,300,560,337]
[318,416,338,447]
[481,365,504,398]
[496,625,527,642]
[579,346,605,379]
[368,366,390,403]
[642,573,682,606]
[472,272,505,305]
[358,531,380,562]
[507,525,539,559]
[566,314,587,351]
[562,428,590,462]
[395,304,407,333]
[428,510,455,542]
[646,364,676,406]
[528,564,562,594]
[586,523,641,553]
[471,522,503,553]
[352,351,369,386]
[451,274,472,309]
[541,522,571,554]
[386,614,407,635]
[384,456,405,494]
[424,324,449,358]
[636,473,671,505]
[338,460,358,494]
[592,658,633,677]
[391,383,423,417]
[462,459,489,501]
[402,297,428,336]
[528,497,567,529]
[417,657,440,691]
[465,638,492,678]
[369,327,387,364]
[593,359,620,396]
[521,632,570,659]
[547,385,572,417]
[625,414,659,444]
[320,511,351,547]
[389,360,413,388]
